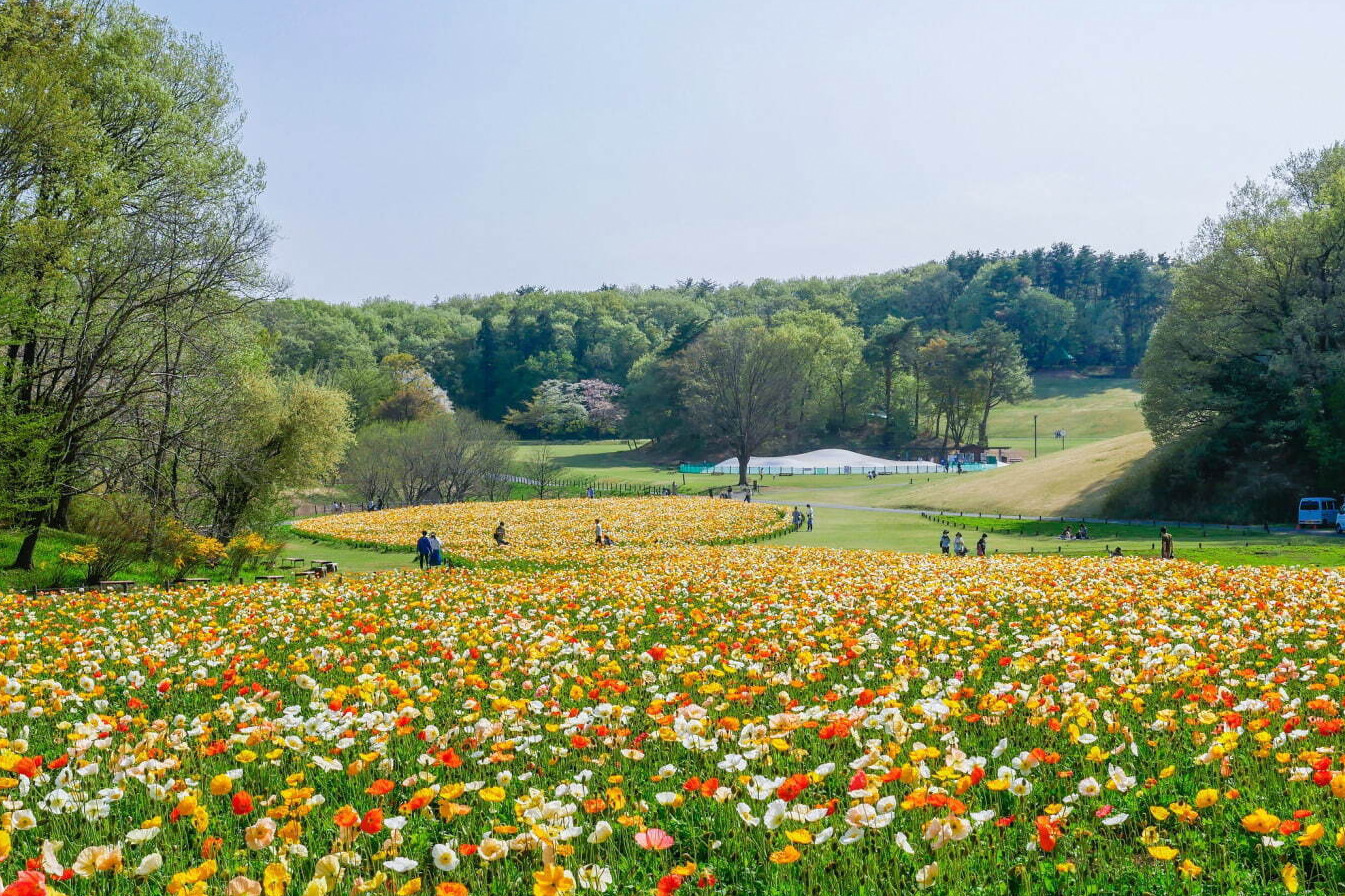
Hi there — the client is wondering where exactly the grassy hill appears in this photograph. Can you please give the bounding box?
[763,432,1155,517]
[979,375,1144,457]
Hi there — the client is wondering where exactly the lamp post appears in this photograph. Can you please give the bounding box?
[1033,415,1038,458]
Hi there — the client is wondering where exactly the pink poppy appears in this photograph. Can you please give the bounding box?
[635,828,675,850]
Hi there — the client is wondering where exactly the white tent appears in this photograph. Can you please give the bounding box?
[710,448,944,476]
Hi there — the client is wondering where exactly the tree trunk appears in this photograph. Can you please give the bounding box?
[10,516,42,570]
[912,365,922,436]
[50,489,74,531]
[737,448,750,487]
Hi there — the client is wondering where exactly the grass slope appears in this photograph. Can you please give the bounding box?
[982,375,1144,455]
[886,431,1154,516]
[761,432,1154,517]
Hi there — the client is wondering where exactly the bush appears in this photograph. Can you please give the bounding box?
[224,531,281,579]
[153,519,226,583]
[66,495,150,585]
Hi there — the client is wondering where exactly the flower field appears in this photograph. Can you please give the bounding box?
[290,498,790,563]
[2,548,1345,894]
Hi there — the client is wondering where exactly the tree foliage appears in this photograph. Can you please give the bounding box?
[1133,145,1345,521]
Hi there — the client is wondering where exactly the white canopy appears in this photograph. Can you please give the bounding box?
[710,448,943,475]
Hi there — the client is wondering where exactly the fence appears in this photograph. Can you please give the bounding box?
[679,463,977,476]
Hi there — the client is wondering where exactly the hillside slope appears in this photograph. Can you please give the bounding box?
[893,431,1155,517]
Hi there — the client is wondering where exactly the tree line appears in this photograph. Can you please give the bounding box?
[1121,144,1345,522]
[258,246,1171,464]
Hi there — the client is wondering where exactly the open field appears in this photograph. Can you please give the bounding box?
[980,375,1145,456]
[10,529,1345,895]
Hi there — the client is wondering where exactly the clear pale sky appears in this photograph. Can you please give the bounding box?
[135,0,1345,304]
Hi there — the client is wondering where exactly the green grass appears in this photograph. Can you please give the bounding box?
[983,375,1144,456]
[0,525,413,594]
[931,512,1345,566]
[0,527,97,592]
[764,505,1345,566]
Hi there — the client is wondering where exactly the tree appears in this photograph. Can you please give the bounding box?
[920,334,981,451]
[521,445,564,499]
[969,323,1034,447]
[681,319,804,486]
[190,375,353,537]
[372,353,452,423]
[1137,145,1345,520]
[1003,289,1075,368]
[1,2,274,566]
[864,317,921,442]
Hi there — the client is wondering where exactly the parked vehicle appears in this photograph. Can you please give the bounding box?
[1296,496,1339,529]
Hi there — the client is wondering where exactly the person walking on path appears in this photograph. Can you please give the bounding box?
[939,530,951,555]
[1160,527,1175,559]
[976,533,987,557]
[953,532,967,557]
[806,505,814,531]
[416,531,431,569]
[791,507,803,530]
[427,532,443,568]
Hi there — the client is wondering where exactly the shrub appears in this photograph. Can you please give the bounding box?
[66,495,150,585]
[153,519,226,583]
[224,531,281,578]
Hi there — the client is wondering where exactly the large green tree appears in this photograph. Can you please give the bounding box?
[1137,145,1345,520]
[680,319,804,485]
[1,1,274,566]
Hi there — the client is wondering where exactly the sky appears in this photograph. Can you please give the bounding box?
[136,0,1345,304]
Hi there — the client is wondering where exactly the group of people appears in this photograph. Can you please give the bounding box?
[415,531,446,568]
[1059,523,1090,540]
[790,505,814,531]
[939,530,988,557]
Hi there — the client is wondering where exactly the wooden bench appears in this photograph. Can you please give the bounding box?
[294,570,318,579]
[312,560,339,573]
[282,557,305,568]
[255,575,285,583]
[98,580,135,592]
[180,578,209,585]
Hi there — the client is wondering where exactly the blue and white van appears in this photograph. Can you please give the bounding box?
[1296,497,1339,529]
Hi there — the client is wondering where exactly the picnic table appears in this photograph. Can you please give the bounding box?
[255,574,285,583]
[180,578,209,585]
[294,570,318,579]
[98,580,135,592]
[282,557,305,568]
[312,560,339,573]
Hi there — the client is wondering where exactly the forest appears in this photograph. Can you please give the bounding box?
[258,245,1173,457]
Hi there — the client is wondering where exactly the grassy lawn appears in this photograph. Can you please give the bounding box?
[278,533,411,575]
[0,526,413,593]
[983,375,1145,456]
[767,504,1345,566]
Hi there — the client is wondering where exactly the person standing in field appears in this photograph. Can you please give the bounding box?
[806,505,814,531]
[939,530,951,555]
[976,533,987,556]
[1160,527,1175,559]
[427,532,443,568]
[953,532,966,556]
[416,530,431,569]
[594,518,605,546]
[493,522,509,546]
